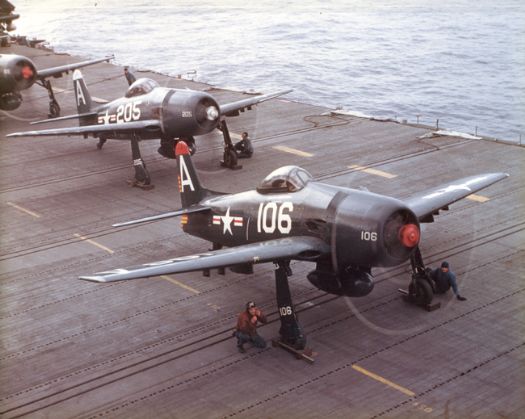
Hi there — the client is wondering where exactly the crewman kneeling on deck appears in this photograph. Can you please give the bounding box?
[234,301,267,353]
[432,261,467,301]
[234,132,253,158]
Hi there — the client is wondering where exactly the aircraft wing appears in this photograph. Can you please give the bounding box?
[220,89,292,117]
[404,173,508,222]
[7,120,162,138]
[36,55,114,80]
[79,236,329,283]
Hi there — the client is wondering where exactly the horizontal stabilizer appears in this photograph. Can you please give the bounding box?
[113,205,211,227]
[30,111,98,125]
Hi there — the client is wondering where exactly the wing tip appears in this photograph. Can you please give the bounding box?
[79,275,107,283]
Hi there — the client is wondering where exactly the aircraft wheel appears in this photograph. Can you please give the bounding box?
[223,148,238,169]
[409,277,434,306]
[49,102,60,118]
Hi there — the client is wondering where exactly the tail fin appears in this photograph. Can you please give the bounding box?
[176,141,207,207]
[73,70,92,118]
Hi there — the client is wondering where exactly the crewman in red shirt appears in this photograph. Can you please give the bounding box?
[235,301,267,353]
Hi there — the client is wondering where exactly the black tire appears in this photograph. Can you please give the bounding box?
[223,148,238,169]
[49,102,60,118]
[409,277,434,306]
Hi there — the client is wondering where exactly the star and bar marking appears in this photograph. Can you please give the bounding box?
[212,208,243,235]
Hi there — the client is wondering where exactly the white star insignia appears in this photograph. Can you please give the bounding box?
[221,207,234,235]
[102,110,111,125]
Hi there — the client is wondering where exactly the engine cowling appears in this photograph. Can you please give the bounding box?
[330,190,420,269]
[0,54,37,95]
[161,90,220,138]
[307,190,420,297]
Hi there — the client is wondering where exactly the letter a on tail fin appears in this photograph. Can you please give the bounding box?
[176,141,207,208]
[73,70,92,117]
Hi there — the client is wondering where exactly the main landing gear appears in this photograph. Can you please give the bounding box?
[127,134,153,190]
[399,247,440,311]
[272,261,317,363]
[218,120,243,170]
[39,79,61,118]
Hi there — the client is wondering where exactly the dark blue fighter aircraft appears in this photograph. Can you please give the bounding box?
[79,141,508,350]
[0,53,113,116]
[8,70,292,187]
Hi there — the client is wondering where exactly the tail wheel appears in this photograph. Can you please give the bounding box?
[408,277,434,306]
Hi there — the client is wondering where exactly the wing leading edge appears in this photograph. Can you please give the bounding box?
[36,55,114,79]
[79,236,329,283]
[220,89,292,117]
[6,120,162,138]
[404,173,509,222]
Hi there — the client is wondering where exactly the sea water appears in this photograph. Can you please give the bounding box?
[13,0,525,142]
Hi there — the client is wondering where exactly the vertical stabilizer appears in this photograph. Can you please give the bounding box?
[72,70,92,118]
[176,141,206,207]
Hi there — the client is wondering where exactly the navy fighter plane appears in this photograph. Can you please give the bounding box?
[0,0,18,47]
[80,141,508,350]
[8,70,292,187]
[0,53,113,116]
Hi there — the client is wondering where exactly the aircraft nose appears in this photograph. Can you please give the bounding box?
[206,105,219,121]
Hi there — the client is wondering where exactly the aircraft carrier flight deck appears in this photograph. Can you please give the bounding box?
[1,44,523,418]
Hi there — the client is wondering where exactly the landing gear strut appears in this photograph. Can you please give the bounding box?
[272,261,316,362]
[128,134,153,190]
[218,120,242,170]
[400,247,439,311]
[40,79,60,118]
[275,261,306,349]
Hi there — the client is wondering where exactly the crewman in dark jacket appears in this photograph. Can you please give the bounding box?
[432,261,467,301]
[234,132,253,158]
[124,67,136,86]
[235,301,267,353]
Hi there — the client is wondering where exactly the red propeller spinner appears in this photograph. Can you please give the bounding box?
[399,223,420,248]
[21,65,34,80]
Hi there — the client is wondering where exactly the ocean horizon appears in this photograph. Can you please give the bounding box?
[12,0,525,142]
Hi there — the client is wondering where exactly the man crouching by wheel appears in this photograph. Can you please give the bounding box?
[234,301,267,353]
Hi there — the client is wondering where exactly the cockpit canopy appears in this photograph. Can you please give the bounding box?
[257,165,313,193]
[125,78,159,98]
